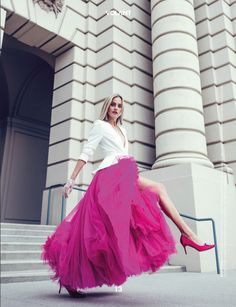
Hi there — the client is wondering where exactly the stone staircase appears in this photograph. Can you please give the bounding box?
[1,222,56,283]
[1,223,186,283]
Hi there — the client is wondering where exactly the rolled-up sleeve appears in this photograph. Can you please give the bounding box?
[78,120,104,163]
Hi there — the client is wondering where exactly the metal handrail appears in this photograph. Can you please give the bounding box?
[46,185,220,274]
[180,213,220,274]
[46,184,86,225]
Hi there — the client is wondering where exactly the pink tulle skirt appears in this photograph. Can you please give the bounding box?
[41,156,177,289]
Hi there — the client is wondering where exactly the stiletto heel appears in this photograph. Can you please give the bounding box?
[183,245,187,255]
[58,280,62,294]
[180,234,215,254]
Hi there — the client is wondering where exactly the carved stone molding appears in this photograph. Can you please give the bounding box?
[33,0,64,17]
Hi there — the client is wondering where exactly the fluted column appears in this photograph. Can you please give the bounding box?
[0,7,6,53]
[151,0,213,169]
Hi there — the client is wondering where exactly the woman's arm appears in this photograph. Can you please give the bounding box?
[70,159,86,181]
[63,120,104,198]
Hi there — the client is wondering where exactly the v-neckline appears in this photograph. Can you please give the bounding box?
[106,121,126,148]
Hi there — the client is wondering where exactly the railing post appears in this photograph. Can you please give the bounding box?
[46,188,51,225]
[46,184,86,224]
[180,213,220,274]
[211,219,220,274]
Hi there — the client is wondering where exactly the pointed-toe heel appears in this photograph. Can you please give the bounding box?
[65,287,86,298]
[58,281,86,298]
[180,234,215,254]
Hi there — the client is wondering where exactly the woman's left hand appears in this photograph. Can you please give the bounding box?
[63,179,75,198]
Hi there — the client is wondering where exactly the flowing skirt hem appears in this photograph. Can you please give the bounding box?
[41,156,178,290]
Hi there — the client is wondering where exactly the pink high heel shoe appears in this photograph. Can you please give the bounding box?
[180,234,215,254]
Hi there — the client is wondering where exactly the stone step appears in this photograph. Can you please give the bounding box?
[151,265,186,273]
[1,235,48,243]
[1,260,46,272]
[1,242,43,251]
[1,270,51,283]
[0,223,186,284]
[0,265,186,283]
[0,222,56,231]
[1,229,54,236]
[1,250,43,261]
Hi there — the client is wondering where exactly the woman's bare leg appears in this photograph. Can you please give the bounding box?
[137,176,204,245]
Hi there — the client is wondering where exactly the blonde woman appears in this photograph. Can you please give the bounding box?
[42,94,215,298]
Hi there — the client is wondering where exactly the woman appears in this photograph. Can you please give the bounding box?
[41,94,215,298]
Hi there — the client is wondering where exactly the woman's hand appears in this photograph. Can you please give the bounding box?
[63,179,75,198]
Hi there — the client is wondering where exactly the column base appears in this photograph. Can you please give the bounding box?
[140,163,236,273]
[152,156,214,170]
[214,162,234,175]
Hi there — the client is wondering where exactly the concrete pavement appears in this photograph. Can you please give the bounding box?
[1,271,236,307]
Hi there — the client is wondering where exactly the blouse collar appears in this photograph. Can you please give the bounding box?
[103,120,126,148]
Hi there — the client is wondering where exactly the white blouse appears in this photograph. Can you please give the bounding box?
[78,119,132,175]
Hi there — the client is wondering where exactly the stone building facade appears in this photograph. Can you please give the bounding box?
[1,0,236,272]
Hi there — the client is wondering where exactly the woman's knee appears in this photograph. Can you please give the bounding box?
[151,182,167,197]
[138,176,166,195]
[157,183,166,193]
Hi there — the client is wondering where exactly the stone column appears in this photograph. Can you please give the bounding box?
[151,0,213,169]
[141,0,236,273]
[0,7,7,52]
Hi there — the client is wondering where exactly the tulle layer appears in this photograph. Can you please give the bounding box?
[41,156,177,289]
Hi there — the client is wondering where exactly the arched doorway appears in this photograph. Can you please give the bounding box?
[0,35,54,224]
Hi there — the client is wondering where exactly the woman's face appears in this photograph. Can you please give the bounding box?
[107,96,123,123]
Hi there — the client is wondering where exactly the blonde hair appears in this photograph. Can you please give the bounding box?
[98,93,124,125]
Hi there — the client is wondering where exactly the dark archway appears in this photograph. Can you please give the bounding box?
[0,58,10,172]
[0,35,54,224]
